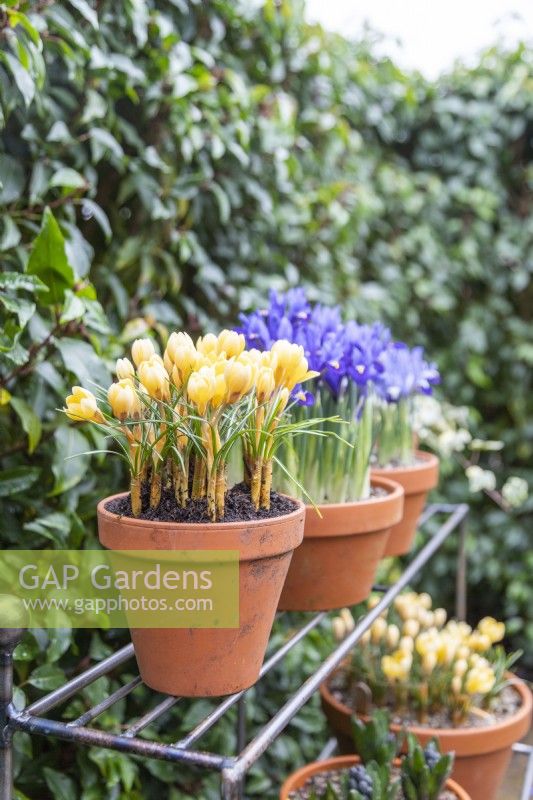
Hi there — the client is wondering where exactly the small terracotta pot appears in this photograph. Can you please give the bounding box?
[97,493,305,697]
[280,754,470,799]
[277,477,404,612]
[320,670,532,800]
[371,451,439,557]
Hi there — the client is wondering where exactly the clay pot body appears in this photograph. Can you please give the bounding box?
[280,755,470,799]
[277,477,404,612]
[97,494,305,697]
[320,671,532,800]
[371,451,439,557]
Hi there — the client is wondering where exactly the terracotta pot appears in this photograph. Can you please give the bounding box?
[371,451,439,557]
[97,493,305,697]
[277,477,404,612]
[280,754,470,799]
[320,670,532,800]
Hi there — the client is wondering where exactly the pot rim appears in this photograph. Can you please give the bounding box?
[97,491,306,532]
[320,669,532,752]
[370,451,439,496]
[371,449,439,473]
[304,476,404,514]
[279,754,470,799]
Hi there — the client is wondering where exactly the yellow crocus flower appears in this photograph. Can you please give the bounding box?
[131,338,155,367]
[108,380,141,421]
[65,386,104,423]
[382,649,412,682]
[187,366,217,415]
[465,666,496,695]
[217,329,245,358]
[196,333,218,355]
[478,616,505,644]
[116,357,135,381]
[224,359,253,403]
[137,356,170,402]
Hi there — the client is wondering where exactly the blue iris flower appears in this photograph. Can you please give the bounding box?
[238,290,439,407]
[377,343,440,402]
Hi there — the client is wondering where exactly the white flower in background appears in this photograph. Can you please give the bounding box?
[413,395,443,429]
[437,428,472,457]
[466,465,497,494]
[414,396,471,456]
[469,439,504,451]
[501,476,528,509]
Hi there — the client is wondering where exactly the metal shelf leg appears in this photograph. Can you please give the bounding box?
[0,629,24,800]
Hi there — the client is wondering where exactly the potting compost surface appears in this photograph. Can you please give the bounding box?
[288,766,458,799]
[106,482,299,523]
[331,670,523,729]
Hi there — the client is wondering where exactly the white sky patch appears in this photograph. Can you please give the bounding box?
[305,0,533,77]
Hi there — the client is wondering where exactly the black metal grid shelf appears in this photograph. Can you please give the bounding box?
[2,502,528,800]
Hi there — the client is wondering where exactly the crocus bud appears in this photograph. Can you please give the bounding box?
[382,650,412,682]
[419,610,434,629]
[217,329,245,358]
[361,629,371,646]
[399,636,414,653]
[477,616,505,644]
[131,338,155,367]
[224,359,253,403]
[211,372,227,409]
[453,658,468,677]
[340,608,355,634]
[163,350,173,373]
[256,367,276,403]
[138,356,170,401]
[116,358,135,381]
[108,380,141,421]
[451,675,463,695]
[386,624,400,649]
[457,645,470,660]
[196,333,218,355]
[465,666,496,695]
[434,608,447,628]
[65,386,104,423]
[403,619,420,639]
[278,387,291,413]
[271,340,319,390]
[332,617,345,642]
[371,617,387,644]
[187,366,216,415]
[468,632,491,652]
[166,331,194,361]
[422,651,437,676]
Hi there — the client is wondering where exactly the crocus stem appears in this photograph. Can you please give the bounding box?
[181,452,189,505]
[260,459,273,509]
[243,450,252,487]
[192,455,205,498]
[251,457,262,510]
[207,468,216,522]
[130,475,142,516]
[418,682,428,723]
[172,460,182,506]
[150,468,161,508]
[215,463,226,519]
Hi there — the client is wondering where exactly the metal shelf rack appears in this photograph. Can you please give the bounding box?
[1,502,530,799]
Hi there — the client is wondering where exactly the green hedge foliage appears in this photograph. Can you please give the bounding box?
[0,1,531,797]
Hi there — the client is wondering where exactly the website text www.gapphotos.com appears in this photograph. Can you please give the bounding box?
[0,550,239,629]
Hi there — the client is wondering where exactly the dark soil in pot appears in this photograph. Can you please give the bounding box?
[106,481,299,523]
